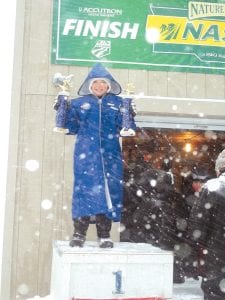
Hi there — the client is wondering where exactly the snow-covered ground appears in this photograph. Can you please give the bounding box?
[26,279,204,300]
[173,278,204,300]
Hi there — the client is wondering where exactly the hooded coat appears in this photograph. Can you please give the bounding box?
[64,63,136,221]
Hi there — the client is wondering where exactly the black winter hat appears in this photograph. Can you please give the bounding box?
[191,165,210,181]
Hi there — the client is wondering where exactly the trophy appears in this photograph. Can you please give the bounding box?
[52,73,74,133]
[120,83,136,137]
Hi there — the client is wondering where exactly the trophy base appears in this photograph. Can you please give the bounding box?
[53,127,69,134]
[120,128,136,137]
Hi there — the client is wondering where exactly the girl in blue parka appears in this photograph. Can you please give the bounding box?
[62,63,136,248]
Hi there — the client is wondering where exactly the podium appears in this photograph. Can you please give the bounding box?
[50,241,173,300]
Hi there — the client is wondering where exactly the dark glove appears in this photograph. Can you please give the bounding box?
[53,92,70,111]
[53,96,60,111]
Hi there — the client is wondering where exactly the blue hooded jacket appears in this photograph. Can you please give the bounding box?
[64,63,136,221]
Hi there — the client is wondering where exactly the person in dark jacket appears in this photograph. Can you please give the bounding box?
[55,63,136,248]
[184,165,213,280]
[120,152,147,242]
[188,149,225,300]
[185,165,212,214]
[121,153,191,283]
[122,156,176,246]
[159,188,190,284]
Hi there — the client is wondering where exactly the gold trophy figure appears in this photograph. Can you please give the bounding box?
[52,73,74,133]
[120,83,136,137]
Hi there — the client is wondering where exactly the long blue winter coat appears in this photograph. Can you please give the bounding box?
[64,64,136,221]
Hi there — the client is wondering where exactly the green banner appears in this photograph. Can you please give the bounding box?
[51,0,225,74]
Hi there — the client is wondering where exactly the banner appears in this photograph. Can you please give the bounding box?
[51,0,225,74]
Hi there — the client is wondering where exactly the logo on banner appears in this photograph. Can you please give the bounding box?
[91,40,111,58]
[188,1,225,20]
[146,1,225,63]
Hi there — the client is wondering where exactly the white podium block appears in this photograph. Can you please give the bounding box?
[50,241,173,300]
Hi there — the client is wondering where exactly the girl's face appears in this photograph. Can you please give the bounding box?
[91,80,109,97]
[192,181,204,192]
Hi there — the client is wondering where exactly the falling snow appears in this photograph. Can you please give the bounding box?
[25,160,40,172]
[41,199,53,210]
[2,3,225,300]
[4,114,225,296]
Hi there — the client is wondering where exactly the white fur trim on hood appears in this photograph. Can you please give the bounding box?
[77,63,122,96]
[88,78,111,94]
